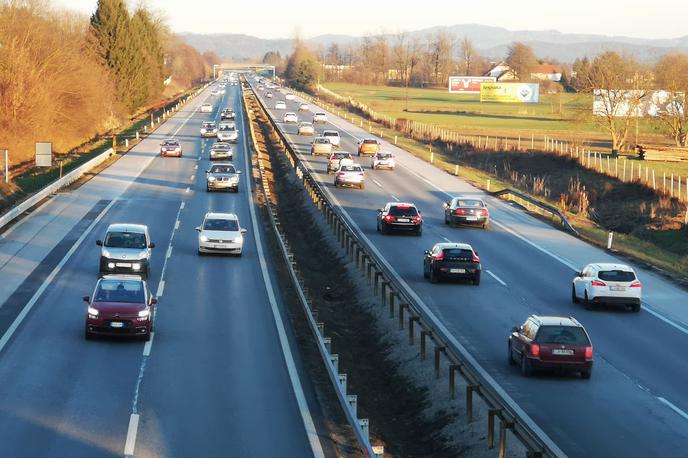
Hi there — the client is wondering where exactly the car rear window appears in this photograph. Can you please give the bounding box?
[535,326,590,345]
[210,165,236,173]
[598,270,636,282]
[457,200,484,208]
[315,138,330,144]
[104,232,146,249]
[389,206,418,216]
[204,219,239,231]
[378,153,393,159]
[324,131,339,137]
[95,280,145,303]
[341,165,362,172]
[334,153,350,159]
[363,139,377,144]
[442,248,474,260]
[162,141,178,146]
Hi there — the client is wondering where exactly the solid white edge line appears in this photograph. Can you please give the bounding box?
[657,397,688,421]
[185,187,190,193]
[174,220,180,230]
[486,270,507,287]
[165,246,172,259]
[142,332,155,357]
[123,413,140,456]
[238,93,325,458]
[0,199,116,354]
[156,280,165,298]
[180,202,185,210]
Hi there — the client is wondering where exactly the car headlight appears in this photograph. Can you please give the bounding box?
[107,262,115,269]
[233,237,243,243]
[207,176,216,181]
[200,235,209,242]
[138,309,150,318]
[132,263,141,270]
[88,306,99,317]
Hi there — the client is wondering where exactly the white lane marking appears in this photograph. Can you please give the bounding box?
[372,179,383,187]
[185,187,190,193]
[190,175,195,181]
[643,305,688,335]
[174,220,180,231]
[391,194,400,201]
[197,156,201,161]
[657,397,688,421]
[123,413,139,457]
[194,164,198,170]
[180,202,185,210]
[165,246,172,259]
[486,270,507,287]
[156,280,165,298]
[171,102,200,136]
[0,199,116,354]
[441,236,451,242]
[142,332,155,357]
[237,93,325,457]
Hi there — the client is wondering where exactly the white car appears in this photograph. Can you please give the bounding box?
[334,163,365,189]
[323,130,340,147]
[297,122,315,136]
[275,101,287,110]
[283,112,298,123]
[572,263,641,312]
[285,93,295,100]
[200,103,213,113]
[298,103,309,111]
[196,212,247,256]
[217,125,239,143]
[266,92,274,98]
[372,152,395,170]
[313,112,328,123]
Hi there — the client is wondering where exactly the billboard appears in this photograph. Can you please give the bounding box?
[480,83,540,103]
[449,76,496,94]
[593,90,685,117]
[35,142,52,167]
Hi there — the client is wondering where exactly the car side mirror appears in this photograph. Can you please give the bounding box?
[237,171,242,174]
[443,202,449,209]
[148,242,155,249]
[576,271,583,277]
[195,227,201,232]
[474,251,479,256]
[377,208,383,213]
[96,240,103,246]
[83,296,90,303]
[150,298,158,305]
[511,326,519,333]
[241,228,247,234]
[206,169,211,174]
[424,250,430,255]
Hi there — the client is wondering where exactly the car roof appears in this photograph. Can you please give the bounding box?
[209,161,234,166]
[453,196,485,201]
[107,223,147,233]
[323,130,339,134]
[99,274,144,282]
[388,202,416,207]
[163,138,178,142]
[529,315,583,327]
[204,212,238,220]
[590,263,634,271]
[285,112,296,115]
[435,242,473,250]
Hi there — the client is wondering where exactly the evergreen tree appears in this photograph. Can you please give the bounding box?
[131,8,164,104]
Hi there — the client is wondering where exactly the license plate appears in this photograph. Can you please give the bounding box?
[110,322,124,328]
[450,268,466,273]
[116,263,131,268]
[214,244,225,249]
[465,216,478,221]
[610,286,626,291]
[397,218,410,222]
[552,349,574,355]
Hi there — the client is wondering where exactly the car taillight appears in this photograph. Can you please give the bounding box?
[412,216,422,223]
[630,282,642,288]
[591,280,606,287]
[454,208,465,215]
[530,343,540,357]
[434,251,445,261]
[383,215,394,222]
[472,252,480,263]
[481,209,489,216]
[585,346,593,359]
[336,172,345,177]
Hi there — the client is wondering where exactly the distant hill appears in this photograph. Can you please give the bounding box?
[181,24,688,63]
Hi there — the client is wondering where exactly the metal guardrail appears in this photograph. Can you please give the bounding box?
[491,188,579,237]
[241,82,379,458]
[248,80,565,458]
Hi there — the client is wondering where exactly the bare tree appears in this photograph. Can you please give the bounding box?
[459,37,478,75]
[654,53,688,146]
[429,31,453,86]
[506,42,538,80]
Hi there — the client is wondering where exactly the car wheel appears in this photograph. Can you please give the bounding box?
[572,285,580,303]
[84,328,93,340]
[508,343,515,365]
[376,222,380,232]
[632,303,641,313]
[140,331,151,342]
[444,213,449,225]
[473,273,481,285]
[380,222,388,235]
[360,183,365,190]
[520,355,532,377]
[584,291,594,310]
[581,368,592,379]
[482,222,488,229]
[430,268,438,283]
[423,264,429,279]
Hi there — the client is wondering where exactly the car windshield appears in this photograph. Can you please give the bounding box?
[442,248,474,260]
[598,270,636,282]
[104,231,147,249]
[378,153,392,159]
[389,206,418,216]
[210,165,236,173]
[457,200,484,208]
[204,219,239,231]
[536,326,590,345]
[95,279,145,303]
[341,165,362,172]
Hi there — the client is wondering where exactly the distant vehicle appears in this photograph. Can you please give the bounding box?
[358,138,380,156]
[266,92,273,98]
[200,103,213,113]
[283,112,298,123]
[211,90,220,96]
[219,121,235,130]
[297,122,315,136]
[285,93,295,100]
[200,121,217,137]
[258,85,265,91]
[84,275,156,341]
[221,108,235,120]
[217,124,239,143]
[334,163,365,189]
[298,102,309,111]
[423,242,481,284]
[322,130,341,147]
[209,142,233,161]
[275,101,287,110]
[371,152,395,170]
[311,137,333,156]
[160,138,182,157]
[572,263,641,312]
[377,202,422,235]
[206,162,241,192]
[509,315,593,379]
[313,112,328,124]
[96,223,155,279]
[196,212,247,256]
[327,152,353,174]
[443,197,490,229]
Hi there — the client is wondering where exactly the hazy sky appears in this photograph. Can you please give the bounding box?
[54,0,687,40]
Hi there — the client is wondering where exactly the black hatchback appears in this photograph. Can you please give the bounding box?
[423,242,481,284]
[377,202,422,235]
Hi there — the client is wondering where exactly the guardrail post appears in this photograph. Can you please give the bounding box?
[448,364,460,399]
[338,373,347,394]
[488,408,500,449]
[323,337,332,353]
[380,281,388,305]
[498,421,513,458]
[466,384,479,423]
[329,354,339,373]
[526,451,544,458]
[136,131,139,140]
[347,394,358,418]
[388,291,396,318]
[374,271,382,295]
[366,258,373,283]
[409,316,420,345]
[398,303,407,330]
[420,330,432,360]
[434,346,446,379]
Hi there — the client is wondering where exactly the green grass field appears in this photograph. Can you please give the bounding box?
[323,82,670,146]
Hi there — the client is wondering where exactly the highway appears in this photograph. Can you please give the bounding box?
[0,82,327,457]
[253,81,688,457]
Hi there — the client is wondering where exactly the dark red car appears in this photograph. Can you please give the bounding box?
[84,275,156,341]
[508,315,593,379]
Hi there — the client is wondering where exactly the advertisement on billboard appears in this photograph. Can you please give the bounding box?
[593,89,685,117]
[448,76,496,94]
[480,83,540,103]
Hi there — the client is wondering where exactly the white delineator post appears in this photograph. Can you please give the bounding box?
[3,149,8,184]
[607,232,614,250]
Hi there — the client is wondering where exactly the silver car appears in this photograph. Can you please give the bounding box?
[334,163,365,189]
[313,112,328,123]
[210,143,233,161]
[372,152,395,170]
[200,121,217,137]
[196,212,247,255]
[217,125,239,143]
[97,224,155,278]
[311,137,333,156]
[206,162,241,192]
[298,122,315,136]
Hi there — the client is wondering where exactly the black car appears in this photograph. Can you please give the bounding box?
[377,202,422,235]
[221,108,235,120]
[423,242,481,284]
[444,197,490,228]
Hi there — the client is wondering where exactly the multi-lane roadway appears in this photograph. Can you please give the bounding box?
[253,80,688,457]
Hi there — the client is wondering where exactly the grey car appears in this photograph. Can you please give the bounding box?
[206,162,241,192]
[334,164,365,189]
[210,143,233,161]
[311,137,333,156]
[97,224,155,279]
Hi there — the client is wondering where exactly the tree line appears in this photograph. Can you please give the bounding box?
[0,0,218,170]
